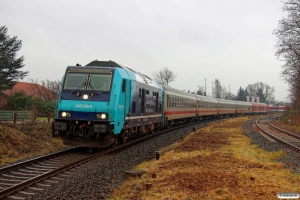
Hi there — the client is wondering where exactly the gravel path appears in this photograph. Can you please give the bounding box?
[29,125,201,200]
[243,118,300,174]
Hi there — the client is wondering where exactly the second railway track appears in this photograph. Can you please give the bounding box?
[255,117,300,153]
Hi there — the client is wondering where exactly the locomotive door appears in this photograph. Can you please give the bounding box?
[123,79,131,120]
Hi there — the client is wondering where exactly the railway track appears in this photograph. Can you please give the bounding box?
[255,117,300,153]
[0,120,209,199]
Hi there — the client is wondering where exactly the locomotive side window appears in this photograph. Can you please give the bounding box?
[122,79,126,93]
[132,101,136,113]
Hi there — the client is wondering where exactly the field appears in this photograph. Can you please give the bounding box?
[109,117,300,200]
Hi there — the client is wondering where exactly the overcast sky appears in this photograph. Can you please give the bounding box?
[0,0,289,101]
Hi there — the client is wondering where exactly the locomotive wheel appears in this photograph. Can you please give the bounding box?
[122,135,127,144]
[111,137,118,147]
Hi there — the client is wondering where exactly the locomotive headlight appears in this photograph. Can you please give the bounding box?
[82,94,89,99]
[61,112,71,117]
[100,114,106,119]
[96,113,107,119]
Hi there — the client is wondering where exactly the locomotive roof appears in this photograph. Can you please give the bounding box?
[85,60,152,80]
[85,60,161,88]
[86,60,122,68]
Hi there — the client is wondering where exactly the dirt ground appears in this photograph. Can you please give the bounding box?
[109,117,300,200]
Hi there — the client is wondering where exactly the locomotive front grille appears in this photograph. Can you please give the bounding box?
[53,122,67,131]
[93,124,107,133]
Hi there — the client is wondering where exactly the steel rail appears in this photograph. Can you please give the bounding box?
[255,118,300,153]
[0,147,79,174]
[267,118,300,140]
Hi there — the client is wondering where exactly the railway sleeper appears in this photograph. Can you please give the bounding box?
[27,187,44,191]
[17,191,35,196]
[36,183,51,187]
[7,195,26,200]
[2,174,29,180]
[43,180,58,184]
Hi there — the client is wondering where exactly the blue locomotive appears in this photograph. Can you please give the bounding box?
[52,60,164,147]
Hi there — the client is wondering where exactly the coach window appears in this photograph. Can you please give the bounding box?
[181,98,183,108]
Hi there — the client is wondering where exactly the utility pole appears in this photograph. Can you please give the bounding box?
[205,78,206,96]
[211,82,213,98]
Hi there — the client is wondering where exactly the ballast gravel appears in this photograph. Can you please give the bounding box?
[243,118,300,174]
[26,119,300,199]
[29,125,202,200]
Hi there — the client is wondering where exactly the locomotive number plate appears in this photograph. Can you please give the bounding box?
[75,104,93,109]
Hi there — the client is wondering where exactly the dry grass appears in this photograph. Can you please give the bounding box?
[280,111,300,133]
[0,122,65,165]
[109,117,300,200]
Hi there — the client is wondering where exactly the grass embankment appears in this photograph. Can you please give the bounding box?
[0,122,65,165]
[280,111,300,133]
[110,117,300,200]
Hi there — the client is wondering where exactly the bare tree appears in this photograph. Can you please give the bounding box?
[265,83,275,104]
[197,85,206,95]
[213,79,222,98]
[247,84,257,97]
[152,67,177,86]
[246,82,275,103]
[27,78,60,102]
[274,0,300,109]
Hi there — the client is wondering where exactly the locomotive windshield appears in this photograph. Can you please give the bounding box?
[63,72,112,91]
[64,73,88,90]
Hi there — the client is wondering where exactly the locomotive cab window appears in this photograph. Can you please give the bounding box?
[64,73,88,90]
[64,71,112,92]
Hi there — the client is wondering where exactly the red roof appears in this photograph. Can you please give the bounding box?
[1,82,46,96]
[0,82,56,104]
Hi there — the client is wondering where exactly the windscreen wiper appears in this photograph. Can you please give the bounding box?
[88,82,98,97]
[72,81,86,95]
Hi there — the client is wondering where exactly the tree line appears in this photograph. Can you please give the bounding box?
[153,68,276,104]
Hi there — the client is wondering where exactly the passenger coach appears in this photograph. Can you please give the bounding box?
[163,86,197,125]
